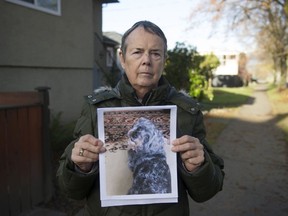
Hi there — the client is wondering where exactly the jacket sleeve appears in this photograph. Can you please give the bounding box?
[56,102,98,200]
[178,110,225,203]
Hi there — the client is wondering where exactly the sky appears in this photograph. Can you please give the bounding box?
[102,0,248,54]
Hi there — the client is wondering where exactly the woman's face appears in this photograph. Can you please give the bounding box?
[119,27,166,98]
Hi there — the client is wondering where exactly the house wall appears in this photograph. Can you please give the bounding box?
[0,67,91,120]
[0,0,104,122]
[92,1,114,89]
[213,53,239,76]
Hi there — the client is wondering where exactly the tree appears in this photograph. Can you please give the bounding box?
[189,0,288,90]
[198,52,220,83]
[164,43,219,101]
[164,42,198,91]
[189,53,219,100]
[238,52,251,86]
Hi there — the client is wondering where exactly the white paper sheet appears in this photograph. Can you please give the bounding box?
[97,105,178,207]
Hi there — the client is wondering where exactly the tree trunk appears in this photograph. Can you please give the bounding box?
[278,54,287,90]
[272,56,278,85]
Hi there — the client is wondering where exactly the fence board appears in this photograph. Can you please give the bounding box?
[0,110,10,216]
[28,106,44,205]
[0,92,42,106]
[0,87,51,216]
[6,109,21,216]
[18,108,32,214]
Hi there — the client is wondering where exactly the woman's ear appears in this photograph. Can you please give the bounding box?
[119,50,125,70]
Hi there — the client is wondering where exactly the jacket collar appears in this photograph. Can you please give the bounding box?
[113,74,172,105]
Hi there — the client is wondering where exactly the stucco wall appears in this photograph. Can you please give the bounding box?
[0,0,104,122]
[0,0,94,67]
[0,67,93,122]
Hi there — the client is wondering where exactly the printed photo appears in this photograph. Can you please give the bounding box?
[97,105,178,207]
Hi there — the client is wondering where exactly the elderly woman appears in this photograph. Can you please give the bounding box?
[57,20,224,216]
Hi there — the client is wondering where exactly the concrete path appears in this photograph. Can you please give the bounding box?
[189,84,288,215]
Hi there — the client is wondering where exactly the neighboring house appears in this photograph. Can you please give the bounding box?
[102,31,123,87]
[0,0,119,122]
[212,52,251,87]
[214,53,239,77]
[103,31,123,71]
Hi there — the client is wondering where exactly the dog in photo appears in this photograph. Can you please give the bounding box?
[127,117,171,194]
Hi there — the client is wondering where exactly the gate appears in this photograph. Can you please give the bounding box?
[0,87,53,216]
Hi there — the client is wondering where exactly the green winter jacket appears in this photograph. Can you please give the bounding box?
[57,75,224,216]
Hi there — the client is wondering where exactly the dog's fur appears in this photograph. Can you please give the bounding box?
[127,117,171,195]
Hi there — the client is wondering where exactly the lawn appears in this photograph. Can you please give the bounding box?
[202,85,288,144]
[202,87,254,111]
[202,86,253,144]
[267,86,288,142]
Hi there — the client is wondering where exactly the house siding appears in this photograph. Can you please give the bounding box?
[0,0,106,122]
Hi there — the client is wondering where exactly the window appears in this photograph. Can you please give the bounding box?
[6,0,61,16]
[106,47,114,67]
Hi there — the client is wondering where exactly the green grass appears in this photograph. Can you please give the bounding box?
[202,85,288,145]
[201,87,253,111]
[202,86,253,144]
[267,86,288,143]
[267,86,288,114]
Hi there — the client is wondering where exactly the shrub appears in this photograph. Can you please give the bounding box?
[189,72,213,101]
[49,112,75,151]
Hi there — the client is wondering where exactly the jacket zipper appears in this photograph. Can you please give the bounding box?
[143,92,153,105]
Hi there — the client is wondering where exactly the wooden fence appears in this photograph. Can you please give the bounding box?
[0,87,53,216]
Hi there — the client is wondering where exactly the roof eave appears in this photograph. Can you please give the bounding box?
[101,0,119,4]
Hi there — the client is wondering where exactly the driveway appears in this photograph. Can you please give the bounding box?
[189,84,288,215]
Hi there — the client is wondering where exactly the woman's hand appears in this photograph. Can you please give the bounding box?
[71,134,106,173]
[172,135,205,172]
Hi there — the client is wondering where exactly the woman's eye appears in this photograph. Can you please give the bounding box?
[133,51,141,55]
[151,52,161,59]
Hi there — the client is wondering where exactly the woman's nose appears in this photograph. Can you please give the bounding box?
[142,52,151,64]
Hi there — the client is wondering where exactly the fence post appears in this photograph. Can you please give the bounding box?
[35,86,53,202]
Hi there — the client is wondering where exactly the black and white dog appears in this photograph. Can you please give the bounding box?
[127,117,171,195]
